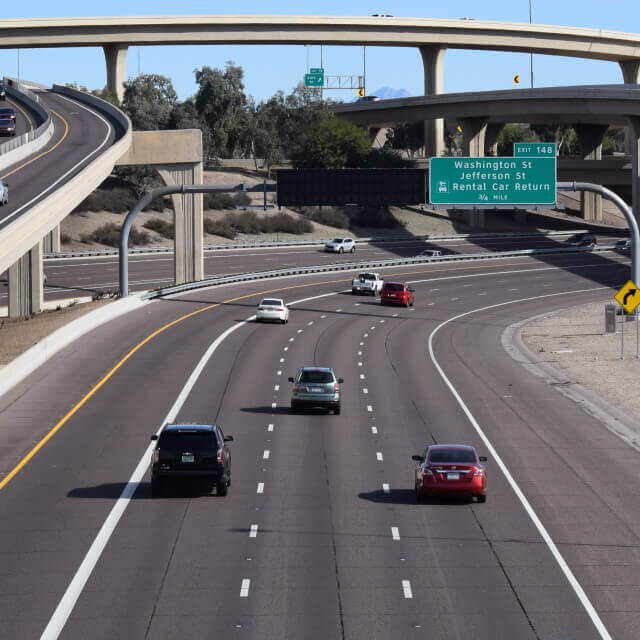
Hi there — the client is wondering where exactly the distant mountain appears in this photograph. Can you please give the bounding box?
[372,87,410,99]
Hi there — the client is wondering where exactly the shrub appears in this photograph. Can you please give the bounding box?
[85,223,151,247]
[204,192,244,210]
[203,218,237,239]
[73,188,136,214]
[262,213,312,234]
[304,208,350,229]
[143,217,174,239]
[223,211,263,234]
[60,233,72,244]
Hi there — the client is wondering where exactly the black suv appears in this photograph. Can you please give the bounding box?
[150,424,233,496]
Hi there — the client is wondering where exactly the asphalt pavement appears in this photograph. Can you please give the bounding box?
[2,231,620,304]
[0,252,638,639]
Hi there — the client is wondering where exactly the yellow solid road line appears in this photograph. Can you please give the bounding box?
[0,109,69,180]
[0,260,529,492]
[7,97,34,132]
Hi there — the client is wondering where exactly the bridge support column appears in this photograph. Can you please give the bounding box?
[629,116,640,231]
[575,124,607,222]
[459,117,488,157]
[620,60,640,155]
[103,44,128,103]
[157,163,204,285]
[419,45,446,158]
[8,241,43,318]
[484,123,504,156]
[42,225,61,253]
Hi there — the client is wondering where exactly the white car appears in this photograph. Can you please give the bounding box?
[325,237,356,253]
[256,298,290,324]
[0,179,7,206]
[417,249,442,258]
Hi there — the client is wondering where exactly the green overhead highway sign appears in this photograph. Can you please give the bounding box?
[513,142,557,157]
[305,68,324,87]
[429,156,556,205]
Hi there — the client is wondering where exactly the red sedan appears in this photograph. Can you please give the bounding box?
[413,444,487,502]
[381,282,414,307]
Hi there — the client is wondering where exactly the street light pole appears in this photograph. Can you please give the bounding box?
[529,0,534,88]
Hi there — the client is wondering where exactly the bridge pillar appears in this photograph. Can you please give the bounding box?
[629,116,640,231]
[459,117,488,157]
[484,123,504,156]
[575,124,607,222]
[8,241,43,318]
[620,60,640,155]
[419,45,446,158]
[157,163,204,285]
[42,225,61,253]
[103,44,128,102]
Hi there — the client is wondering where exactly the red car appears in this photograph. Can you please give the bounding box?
[380,282,414,306]
[413,444,487,502]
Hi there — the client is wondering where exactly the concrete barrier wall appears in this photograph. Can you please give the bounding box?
[0,78,54,172]
[0,87,132,274]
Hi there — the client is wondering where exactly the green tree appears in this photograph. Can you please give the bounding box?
[121,74,177,130]
[292,117,374,168]
[194,62,249,163]
[496,124,538,156]
[384,122,424,157]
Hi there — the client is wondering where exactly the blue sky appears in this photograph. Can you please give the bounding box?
[1,1,638,103]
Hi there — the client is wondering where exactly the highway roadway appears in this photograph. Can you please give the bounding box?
[0,251,638,639]
[0,231,624,304]
[0,88,121,232]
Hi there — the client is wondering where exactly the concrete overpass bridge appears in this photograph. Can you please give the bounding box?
[1,15,640,155]
[334,84,640,225]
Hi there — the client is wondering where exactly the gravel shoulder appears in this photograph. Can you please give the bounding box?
[511,299,640,445]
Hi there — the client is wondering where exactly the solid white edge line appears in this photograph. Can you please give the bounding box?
[427,286,612,640]
[4,94,112,224]
[39,316,253,640]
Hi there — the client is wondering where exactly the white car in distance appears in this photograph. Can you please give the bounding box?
[256,298,290,324]
[0,178,8,206]
[325,237,356,253]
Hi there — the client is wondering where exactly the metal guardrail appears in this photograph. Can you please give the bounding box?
[44,229,602,259]
[142,243,625,301]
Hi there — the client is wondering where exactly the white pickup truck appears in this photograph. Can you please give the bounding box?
[351,272,384,296]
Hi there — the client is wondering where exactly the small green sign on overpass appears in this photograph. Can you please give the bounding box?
[513,142,557,157]
[429,156,556,205]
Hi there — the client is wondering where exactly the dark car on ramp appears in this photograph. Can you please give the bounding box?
[413,444,487,503]
[150,424,233,496]
[0,118,15,136]
[0,107,16,122]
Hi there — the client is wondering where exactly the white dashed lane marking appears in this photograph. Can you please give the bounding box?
[240,579,251,597]
[478,292,487,296]
[376,452,383,461]
[308,321,314,325]
[392,313,398,317]
[360,374,365,380]
[268,424,274,432]
[284,347,288,351]
[382,483,390,494]
[274,385,279,391]
[250,525,258,538]
[289,338,294,342]
[451,297,459,301]
[363,388,368,394]
[371,426,378,434]
[364,333,369,338]
[336,309,342,312]
[257,483,264,494]
[402,580,413,599]
[358,362,363,367]
[391,527,400,541]
[277,371,282,376]
[359,342,364,346]
[297,329,303,333]
[280,358,285,363]
[367,405,373,412]
[263,450,270,460]
[271,403,277,409]
[357,351,362,356]
[321,314,326,318]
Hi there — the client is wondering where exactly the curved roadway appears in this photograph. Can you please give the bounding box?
[0,251,637,639]
[0,89,119,232]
